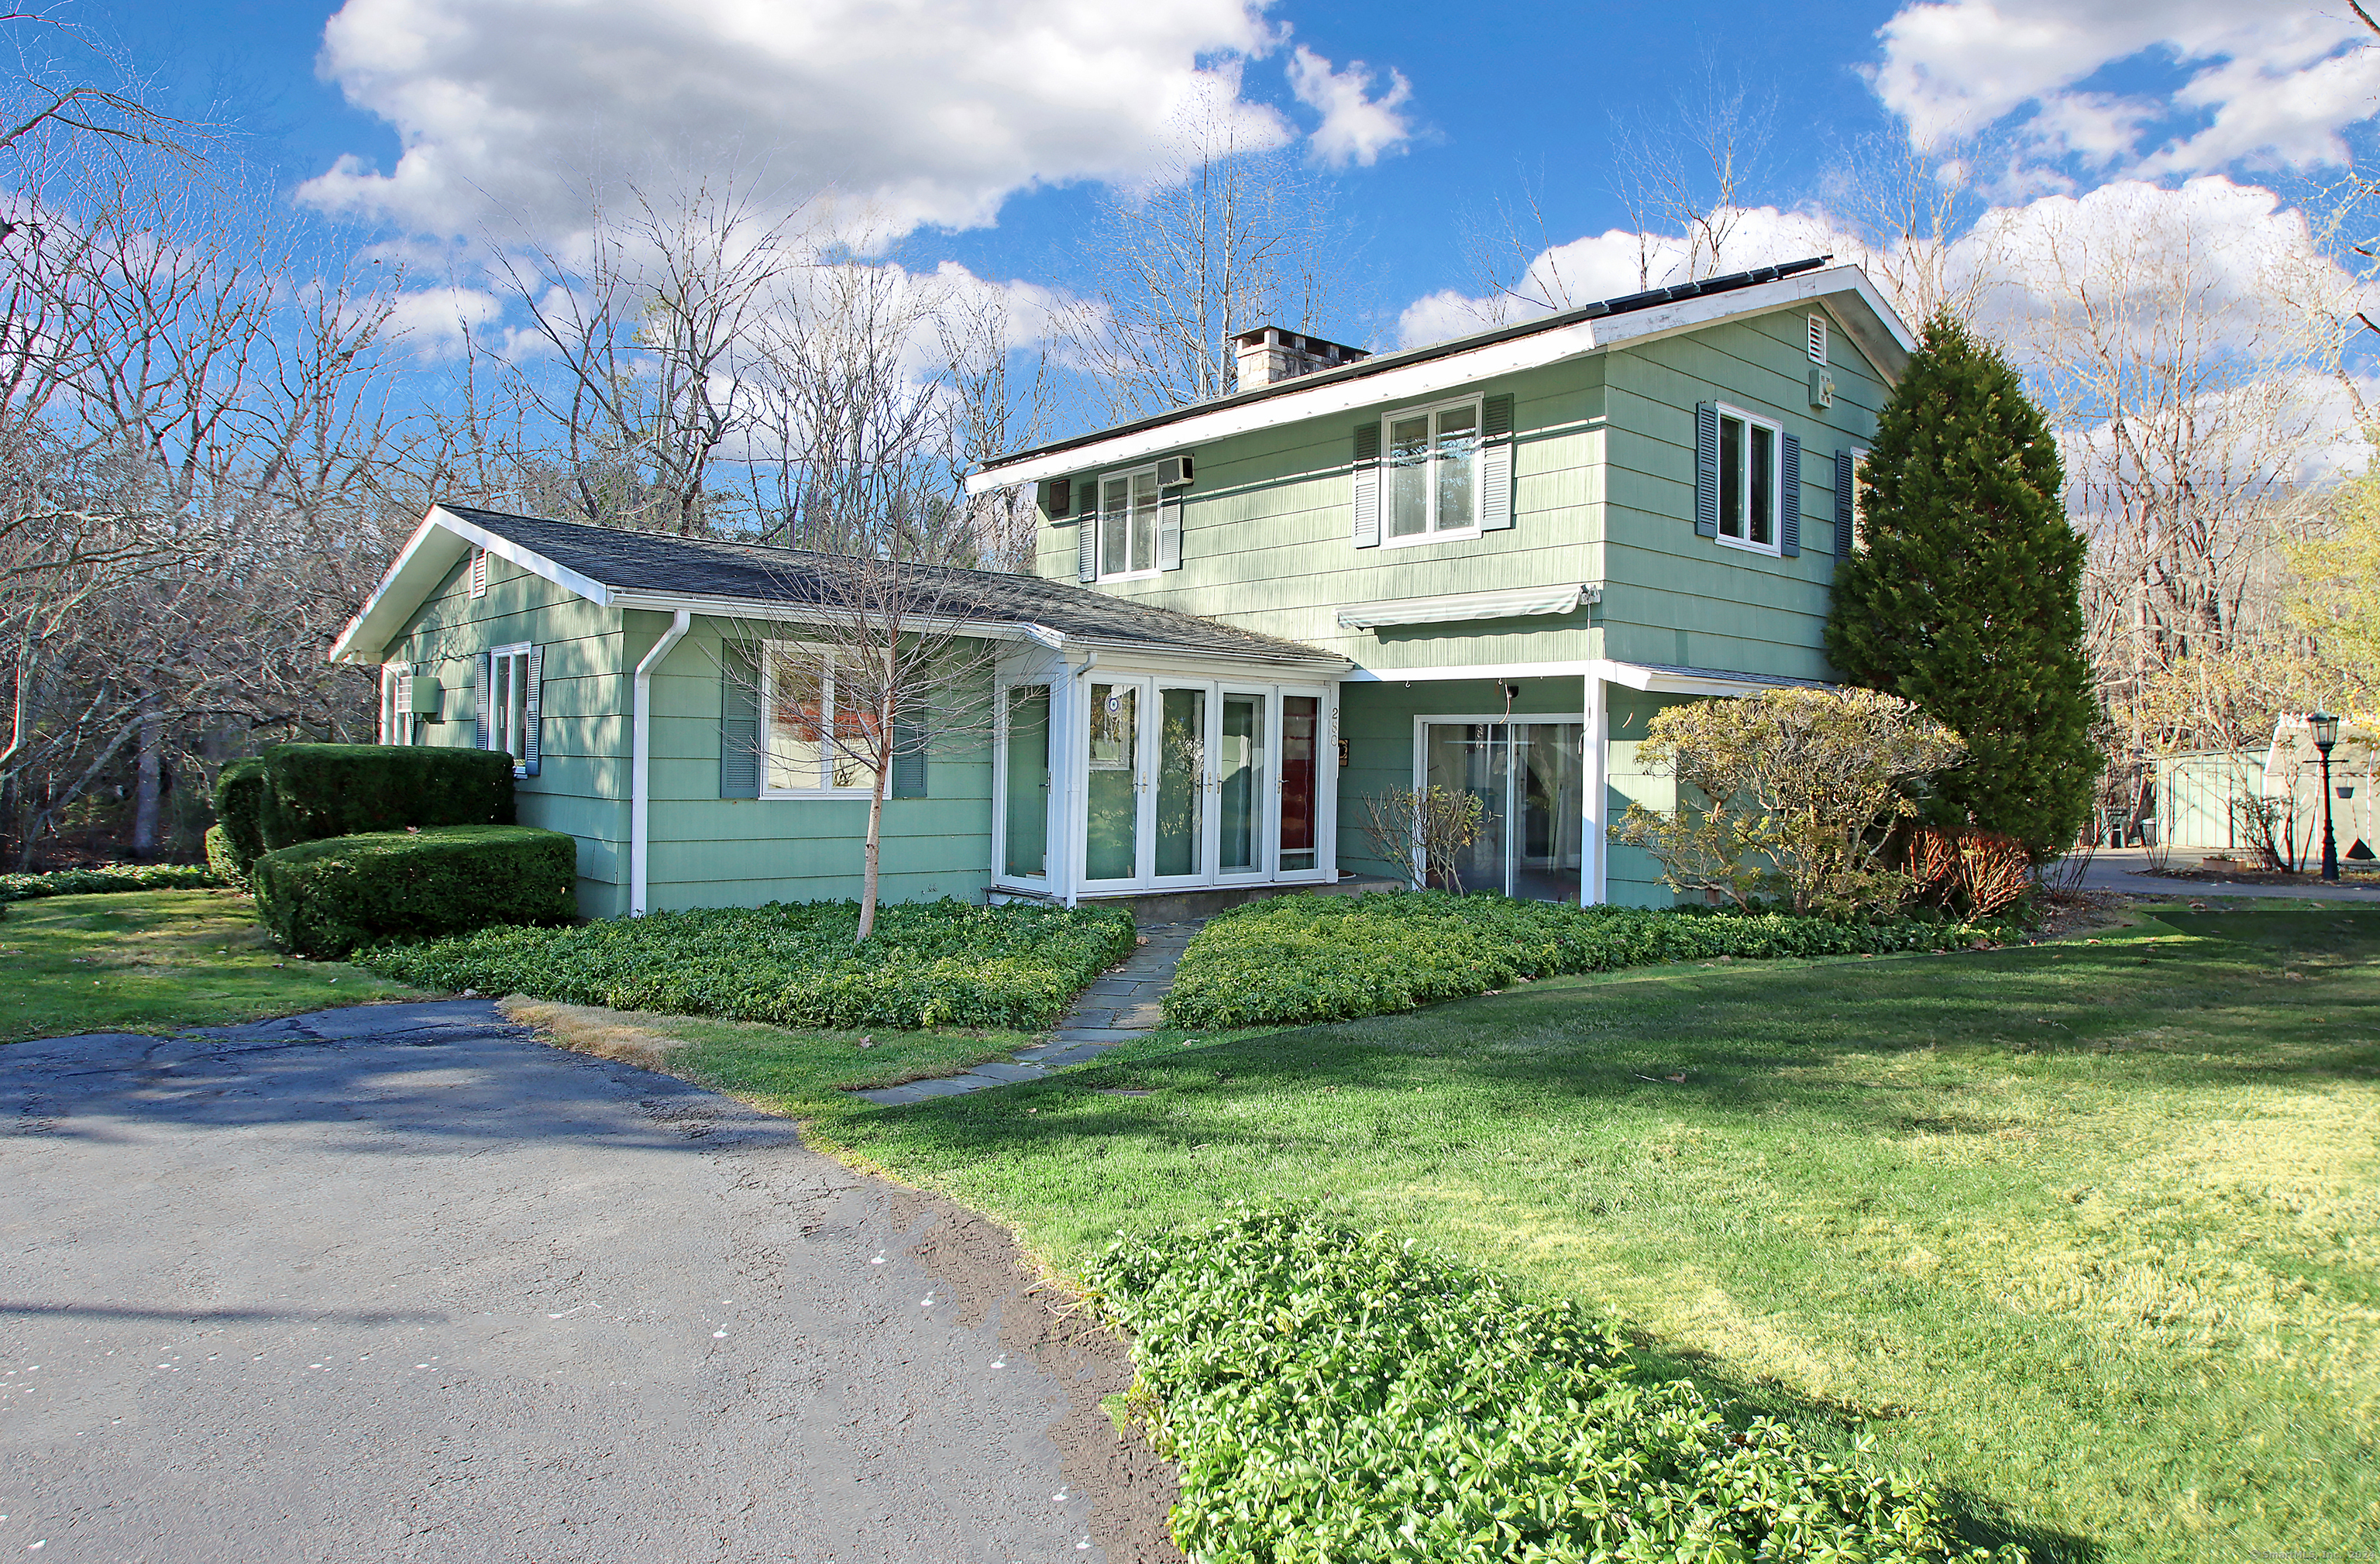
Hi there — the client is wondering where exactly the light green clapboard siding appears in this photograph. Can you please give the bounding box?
[631,612,998,913]
[1034,305,1887,685]
[376,550,629,916]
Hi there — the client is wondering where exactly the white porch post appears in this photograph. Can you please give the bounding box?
[1583,674,1608,906]
[1055,656,1096,908]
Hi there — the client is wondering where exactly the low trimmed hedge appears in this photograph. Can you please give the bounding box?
[203,824,246,889]
[1090,1210,1997,1563]
[0,863,223,902]
[1163,892,1992,1029]
[359,899,1138,1032]
[252,825,576,959]
[257,743,515,850]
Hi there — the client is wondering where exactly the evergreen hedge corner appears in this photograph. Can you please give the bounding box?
[249,825,578,961]
[256,743,515,851]
[203,825,246,889]
[212,758,270,874]
[1824,309,2102,857]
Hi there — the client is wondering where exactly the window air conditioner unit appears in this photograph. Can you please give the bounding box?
[1155,453,1195,488]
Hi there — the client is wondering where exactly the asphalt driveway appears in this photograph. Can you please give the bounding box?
[1,1001,1175,1563]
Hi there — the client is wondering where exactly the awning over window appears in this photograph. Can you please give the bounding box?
[1336,583,1600,630]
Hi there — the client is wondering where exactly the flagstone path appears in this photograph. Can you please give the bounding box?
[851,920,1202,1106]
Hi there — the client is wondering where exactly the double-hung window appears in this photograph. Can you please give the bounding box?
[487,643,532,762]
[1096,466,1161,580]
[762,648,881,796]
[1714,404,1782,555]
[1385,397,1481,544]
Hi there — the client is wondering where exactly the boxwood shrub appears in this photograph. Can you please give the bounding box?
[252,825,576,959]
[1164,891,1991,1029]
[256,742,514,851]
[1090,1209,2002,1564]
[211,757,270,876]
[0,863,223,902]
[203,824,246,889]
[359,899,1138,1032]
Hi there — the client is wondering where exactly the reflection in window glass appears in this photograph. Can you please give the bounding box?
[1749,424,1775,547]
[1388,416,1430,538]
[1719,415,1745,540]
[1434,404,1477,532]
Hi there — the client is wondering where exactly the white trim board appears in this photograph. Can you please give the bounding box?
[1344,658,1827,696]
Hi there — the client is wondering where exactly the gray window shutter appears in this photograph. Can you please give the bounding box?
[1047,476,1071,521]
[520,645,544,776]
[1480,393,1515,531]
[1835,449,1857,557]
[1694,404,1719,538]
[1157,491,1184,570]
[891,712,927,799]
[473,653,491,750]
[1351,424,1381,548]
[1780,431,1800,557]
[720,642,760,799]
[1076,504,1097,582]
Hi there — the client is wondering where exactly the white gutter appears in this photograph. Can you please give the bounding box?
[629,610,691,916]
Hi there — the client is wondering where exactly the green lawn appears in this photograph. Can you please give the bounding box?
[0,890,417,1043]
[767,907,2378,1564]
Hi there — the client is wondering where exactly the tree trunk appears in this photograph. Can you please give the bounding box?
[132,693,164,860]
[858,774,884,942]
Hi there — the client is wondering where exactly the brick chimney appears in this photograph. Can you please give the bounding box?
[1231,325,1370,390]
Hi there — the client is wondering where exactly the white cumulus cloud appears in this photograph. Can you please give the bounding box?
[1871,0,2380,175]
[1286,45,1414,168]
[301,0,1288,246]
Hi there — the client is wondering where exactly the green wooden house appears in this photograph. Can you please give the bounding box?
[329,256,1911,918]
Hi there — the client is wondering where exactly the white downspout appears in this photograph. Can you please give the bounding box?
[630,610,692,916]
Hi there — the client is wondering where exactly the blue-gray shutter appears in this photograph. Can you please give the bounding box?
[1780,431,1800,557]
[520,645,543,776]
[720,642,759,799]
[1076,493,1097,582]
[1480,393,1515,531]
[1834,449,1857,556]
[891,712,927,799]
[473,653,490,750]
[1351,424,1381,547]
[1694,404,1719,538]
[1157,490,1183,570]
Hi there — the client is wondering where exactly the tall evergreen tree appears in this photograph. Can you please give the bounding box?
[1825,311,2100,856]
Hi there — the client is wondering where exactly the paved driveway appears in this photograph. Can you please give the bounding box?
[1,1002,1172,1563]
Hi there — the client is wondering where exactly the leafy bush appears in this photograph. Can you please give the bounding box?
[359,899,1138,1032]
[212,758,270,875]
[1089,1210,2001,1564]
[1164,892,1989,1030]
[0,863,223,902]
[204,824,246,889]
[252,825,576,959]
[256,742,514,851]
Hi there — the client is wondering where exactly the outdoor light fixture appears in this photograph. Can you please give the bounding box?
[2311,711,2341,883]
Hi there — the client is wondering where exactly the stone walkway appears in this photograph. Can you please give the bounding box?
[851,920,1202,1106]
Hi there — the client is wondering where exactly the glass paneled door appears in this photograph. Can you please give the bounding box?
[1154,686,1208,880]
[1218,692,1266,876]
[1421,721,1584,901]
[1085,682,1140,883]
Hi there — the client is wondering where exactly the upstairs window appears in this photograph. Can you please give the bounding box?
[1097,467,1161,580]
[1716,405,1780,555]
[1385,397,1481,544]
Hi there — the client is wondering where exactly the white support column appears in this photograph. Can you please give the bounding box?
[1057,655,1098,908]
[1583,674,1608,906]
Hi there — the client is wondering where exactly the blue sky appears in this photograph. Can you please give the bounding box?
[59,0,2380,417]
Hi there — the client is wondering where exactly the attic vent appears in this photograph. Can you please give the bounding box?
[1807,314,1828,365]
[1231,325,1370,390]
[469,548,488,598]
[1155,453,1195,489]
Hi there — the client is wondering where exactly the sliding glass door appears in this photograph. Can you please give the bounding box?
[1419,720,1584,901]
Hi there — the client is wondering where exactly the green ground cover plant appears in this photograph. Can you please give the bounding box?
[0,864,222,902]
[363,899,1137,1032]
[807,908,2380,1562]
[0,890,415,1043]
[1164,892,1994,1029]
[1091,1208,1996,1563]
[252,824,578,958]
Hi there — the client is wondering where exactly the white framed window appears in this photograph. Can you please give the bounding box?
[380,665,410,746]
[760,648,881,797]
[1095,466,1162,581]
[1849,444,1870,549]
[487,643,532,761]
[1807,314,1828,365]
[1384,397,1482,545]
[1714,403,1782,555]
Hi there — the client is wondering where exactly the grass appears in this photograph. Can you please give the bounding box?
[0,890,418,1043]
[747,907,2378,1564]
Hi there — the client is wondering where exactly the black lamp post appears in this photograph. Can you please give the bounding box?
[2311,711,2341,883]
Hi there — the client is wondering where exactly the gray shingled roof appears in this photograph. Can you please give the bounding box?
[442,506,1344,666]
